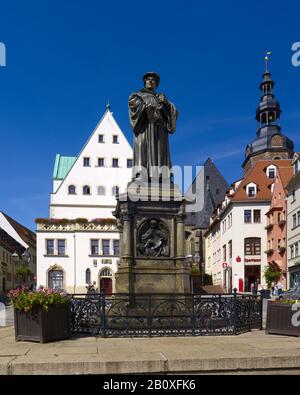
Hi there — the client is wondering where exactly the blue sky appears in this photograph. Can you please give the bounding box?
[1,0,300,230]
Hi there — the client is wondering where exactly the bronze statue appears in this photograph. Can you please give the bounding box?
[129,72,178,182]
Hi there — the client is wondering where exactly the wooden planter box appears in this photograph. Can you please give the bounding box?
[266,301,300,337]
[14,304,71,343]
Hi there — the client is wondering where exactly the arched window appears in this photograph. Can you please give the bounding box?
[267,165,276,179]
[68,185,76,194]
[83,185,91,195]
[112,186,119,196]
[97,186,105,195]
[48,270,64,290]
[100,268,112,278]
[85,268,91,284]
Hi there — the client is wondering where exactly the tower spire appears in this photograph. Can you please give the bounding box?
[264,51,271,72]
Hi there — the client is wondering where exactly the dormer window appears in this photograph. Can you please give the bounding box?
[267,165,276,179]
[247,183,257,197]
[98,134,104,143]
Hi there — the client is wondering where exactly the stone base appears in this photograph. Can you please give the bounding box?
[114,183,191,295]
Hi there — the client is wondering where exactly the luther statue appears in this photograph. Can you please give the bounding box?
[129,72,178,182]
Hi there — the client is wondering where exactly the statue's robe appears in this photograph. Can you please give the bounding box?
[128,88,178,180]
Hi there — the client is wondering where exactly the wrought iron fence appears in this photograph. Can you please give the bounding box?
[70,290,262,337]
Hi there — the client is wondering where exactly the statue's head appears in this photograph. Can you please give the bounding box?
[149,219,158,228]
[143,72,160,91]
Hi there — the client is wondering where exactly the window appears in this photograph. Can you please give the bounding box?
[292,190,296,201]
[46,239,54,255]
[97,186,105,195]
[113,135,119,144]
[277,212,281,223]
[57,240,66,256]
[295,243,299,257]
[113,240,119,256]
[127,159,133,168]
[216,188,219,195]
[102,239,110,255]
[48,270,64,290]
[244,210,252,223]
[244,238,261,255]
[206,176,210,181]
[91,239,99,255]
[253,210,261,223]
[223,244,226,261]
[291,245,294,259]
[228,240,232,259]
[68,185,76,194]
[98,158,104,167]
[112,158,119,168]
[293,214,297,228]
[83,185,91,195]
[248,186,256,197]
[98,134,104,143]
[268,167,276,179]
[85,269,91,284]
[112,186,119,196]
[294,160,299,175]
[277,239,281,249]
[101,268,112,277]
[298,211,300,226]
[83,157,90,167]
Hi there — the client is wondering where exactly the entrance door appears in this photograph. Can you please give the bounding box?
[100,278,112,295]
[245,266,261,292]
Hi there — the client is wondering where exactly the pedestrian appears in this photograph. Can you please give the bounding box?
[277,280,283,297]
[271,281,275,296]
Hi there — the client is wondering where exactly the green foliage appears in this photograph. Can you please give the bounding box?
[15,265,31,283]
[203,274,213,285]
[190,266,200,276]
[8,287,70,313]
[264,266,281,289]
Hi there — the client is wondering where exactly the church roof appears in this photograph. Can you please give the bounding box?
[53,154,77,180]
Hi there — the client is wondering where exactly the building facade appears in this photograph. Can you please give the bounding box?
[36,108,133,293]
[0,211,36,290]
[205,63,295,293]
[265,165,293,290]
[286,153,300,288]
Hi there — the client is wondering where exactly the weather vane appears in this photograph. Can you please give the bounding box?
[264,51,272,71]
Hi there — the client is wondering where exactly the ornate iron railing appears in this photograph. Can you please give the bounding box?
[70,290,262,337]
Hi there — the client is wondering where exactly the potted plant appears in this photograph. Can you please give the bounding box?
[8,286,71,343]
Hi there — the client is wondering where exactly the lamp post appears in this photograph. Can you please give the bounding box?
[12,249,31,287]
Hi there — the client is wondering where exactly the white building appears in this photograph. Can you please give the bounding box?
[36,108,133,294]
[286,152,300,288]
[205,160,291,292]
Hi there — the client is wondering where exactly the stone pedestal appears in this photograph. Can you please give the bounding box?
[113,183,191,294]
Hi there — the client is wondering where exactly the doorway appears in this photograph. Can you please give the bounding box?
[244,265,261,292]
[99,268,113,295]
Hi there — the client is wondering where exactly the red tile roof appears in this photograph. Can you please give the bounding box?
[231,160,291,202]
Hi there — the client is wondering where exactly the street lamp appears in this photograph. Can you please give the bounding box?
[12,249,31,287]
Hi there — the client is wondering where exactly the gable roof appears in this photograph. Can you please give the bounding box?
[0,212,36,248]
[0,228,25,254]
[231,159,291,202]
[53,155,77,180]
[277,166,294,195]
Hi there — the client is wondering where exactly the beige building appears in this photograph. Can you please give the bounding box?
[286,153,300,288]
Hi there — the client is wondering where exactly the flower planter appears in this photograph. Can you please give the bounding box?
[14,304,71,343]
[266,301,300,337]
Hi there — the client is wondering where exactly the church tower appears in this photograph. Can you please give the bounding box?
[242,55,294,174]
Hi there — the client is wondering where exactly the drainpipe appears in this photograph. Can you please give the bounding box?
[73,234,76,294]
